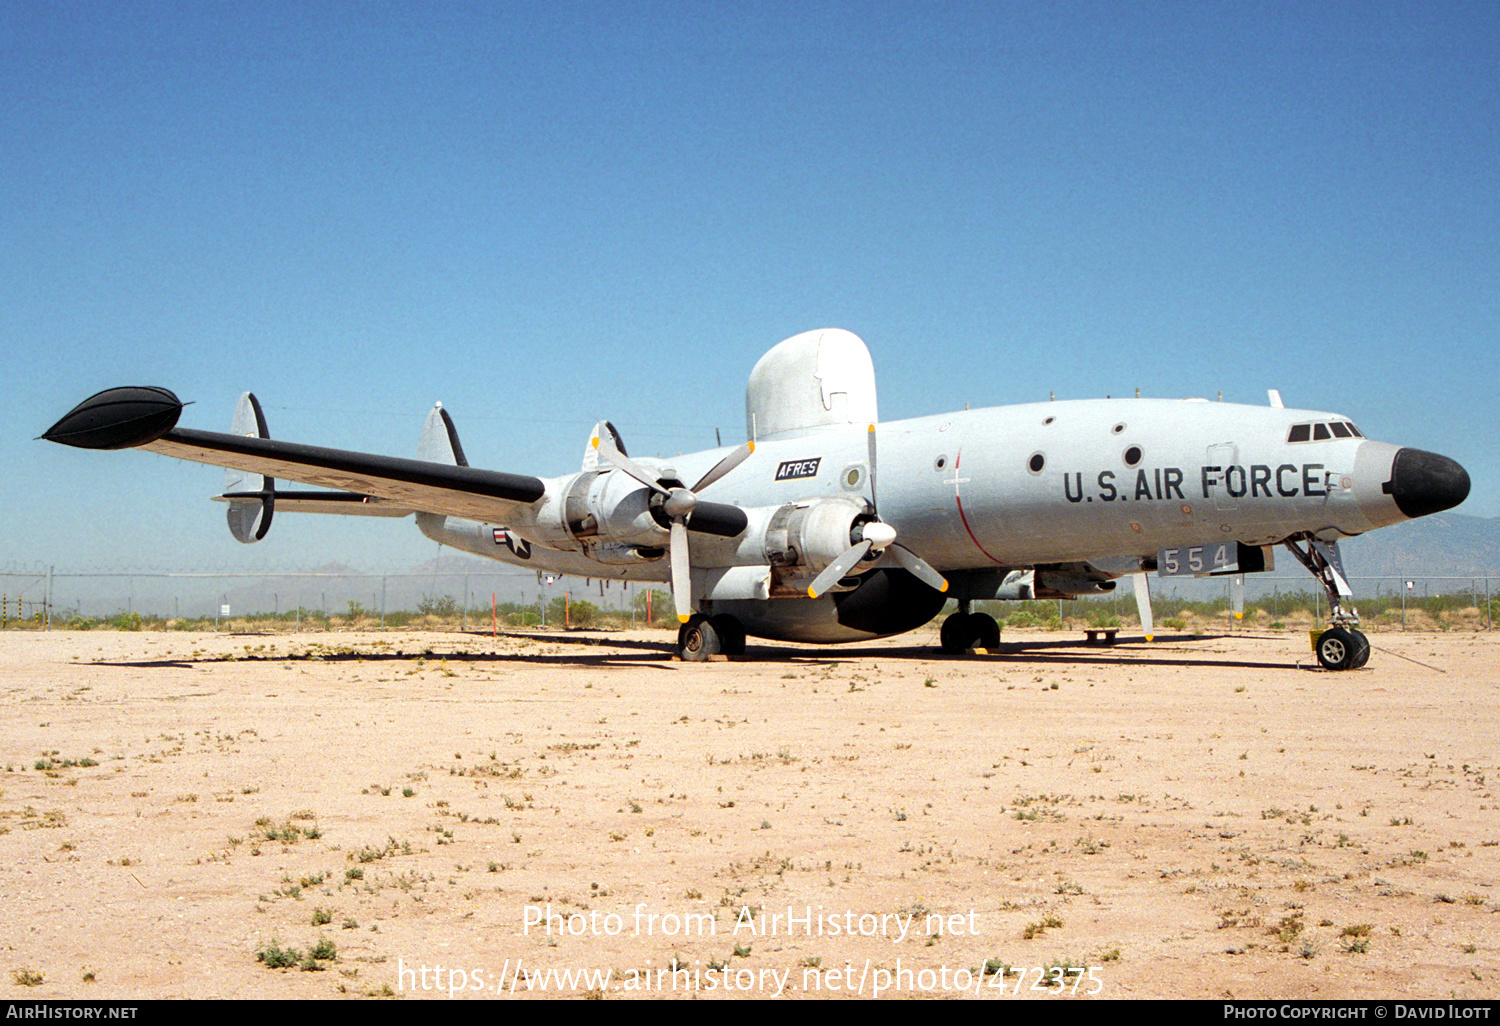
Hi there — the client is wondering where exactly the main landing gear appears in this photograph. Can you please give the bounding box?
[1284,535,1371,671]
[676,613,746,662]
[939,603,1001,655]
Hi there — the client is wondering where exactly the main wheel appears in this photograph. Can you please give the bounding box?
[970,612,1001,651]
[940,613,972,654]
[1315,627,1358,671]
[678,615,722,661]
[710,614,746,656]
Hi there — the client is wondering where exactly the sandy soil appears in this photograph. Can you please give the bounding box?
[0,623,1496,1000]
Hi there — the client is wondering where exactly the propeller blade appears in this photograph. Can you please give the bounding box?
[867,423,878,506]
[1131,572,1154,641]
[691,440,755,493]
[592,432,669,496]
[670,519,692,623]
[1231,574,1245,621]
[806,540,873,599]
[883,544,949,593]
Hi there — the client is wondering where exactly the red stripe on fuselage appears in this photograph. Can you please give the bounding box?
[952,449,1003,564]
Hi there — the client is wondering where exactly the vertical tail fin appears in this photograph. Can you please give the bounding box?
[225,392,274,543]
[582,421,626,471]
[419,402,469,466]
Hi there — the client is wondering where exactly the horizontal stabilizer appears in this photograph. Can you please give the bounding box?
[44,386,548,525]
[150,426,546,523]
[215,490,413,518]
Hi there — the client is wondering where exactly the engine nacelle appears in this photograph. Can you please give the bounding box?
[759,497,872,591]
[561,470,664,551]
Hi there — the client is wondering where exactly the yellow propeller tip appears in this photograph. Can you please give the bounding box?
[590,437,600,449]
[938,581,949,593]
[1144,634,1154,642]
[747,441,755,452]
[677,614,690,624]
[806,586,818,599]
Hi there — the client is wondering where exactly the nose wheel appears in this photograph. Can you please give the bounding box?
[1315,626,1371,671]
[1286,536,1371,671]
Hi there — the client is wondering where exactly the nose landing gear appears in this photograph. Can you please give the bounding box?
[1285,535,1371,671]
[1314,624,1371,670]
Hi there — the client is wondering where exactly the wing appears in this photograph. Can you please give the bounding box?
[42,386,545,524]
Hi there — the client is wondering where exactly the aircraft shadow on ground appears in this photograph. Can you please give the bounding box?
[87,630,1304,672]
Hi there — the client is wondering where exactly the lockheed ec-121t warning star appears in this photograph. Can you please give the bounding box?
[42,329,1469,668]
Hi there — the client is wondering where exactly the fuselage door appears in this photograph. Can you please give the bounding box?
[1207,443,1240,512]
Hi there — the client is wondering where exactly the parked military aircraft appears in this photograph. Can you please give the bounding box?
[42,329,1469,668]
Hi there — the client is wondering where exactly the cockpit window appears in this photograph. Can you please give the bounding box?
[1288,421,1364,443]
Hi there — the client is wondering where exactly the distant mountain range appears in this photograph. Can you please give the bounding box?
[1339,512,1500,578]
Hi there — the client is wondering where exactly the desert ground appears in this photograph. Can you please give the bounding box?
[1,621,1497,1000]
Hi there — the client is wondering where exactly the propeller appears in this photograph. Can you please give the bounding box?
[592,430,754,622]
[808,423,949,599]
[806,519,895,598]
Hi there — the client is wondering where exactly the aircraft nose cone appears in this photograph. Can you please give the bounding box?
[1383,448,1470,519]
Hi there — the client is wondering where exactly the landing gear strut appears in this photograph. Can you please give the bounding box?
[1284,536,1371,671]
[939,602,1001,655]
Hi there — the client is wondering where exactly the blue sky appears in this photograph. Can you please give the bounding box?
[4,1,1496,573]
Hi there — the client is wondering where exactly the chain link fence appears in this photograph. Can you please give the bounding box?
[1,566,1495,633]
[0,567,669,632]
